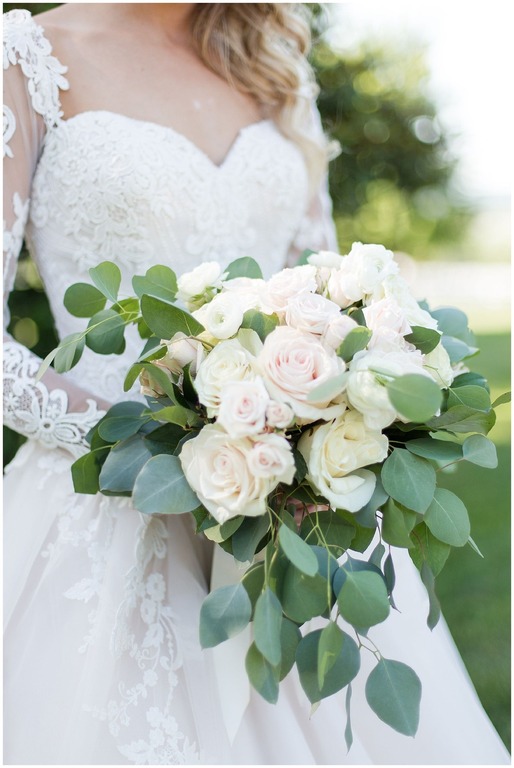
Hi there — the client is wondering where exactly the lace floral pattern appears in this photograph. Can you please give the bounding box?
[3,341,105,458]
[3,8,69,127]
[3,103,15,158]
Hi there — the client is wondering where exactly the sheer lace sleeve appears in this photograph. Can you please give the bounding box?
[286,101,339,265]
[3,10,107,458]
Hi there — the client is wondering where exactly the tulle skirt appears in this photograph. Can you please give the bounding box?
[3,441,510,764]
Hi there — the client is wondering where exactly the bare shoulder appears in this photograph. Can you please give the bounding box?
[32,4,105,52]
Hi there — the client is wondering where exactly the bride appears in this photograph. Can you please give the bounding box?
[3,3,509,764]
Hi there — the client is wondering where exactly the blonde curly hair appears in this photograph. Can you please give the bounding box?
[191,3,332,194]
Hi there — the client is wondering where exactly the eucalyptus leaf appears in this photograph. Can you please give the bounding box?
[317,621,345,690]
[492,391,511,408]
[409,522,450,576]
[430,307,470,340]
[63,282,107,318]
[232,514,270,563]
[296,629,360,703]
[447,385,491,412]
[54,332,85,372]
[420,561,441,630]
[242,562,265,614]
[337,326,372,363]
[240,309,279,342]
[254,588,283,666]
[365,658,421,736]
[71,447,109,495]
[406,437,463,463]
[424,488,470,546]
[224,256,263,280]
[345,684,353,753]
[383,553,396,596]
[306,371,347,403]
[279,524,318,576]
[279,618,302,681]
[245,643,279,703]
[404,326,441,354]
[279,562,328,624]
[337,569,390,628]
[200,583,252,648]
[427,405,496,435]
[300,510,356,557]
[132,265,177,303]
[98,402,149,441]
[133,454,199,515]
[442,336,478,364]
[381,449,436,514]
[86,309,126,354]
[89,261,121,302]
[387,373,443,423]
[462,434,498,468]
[381,498,417,549]
[150,405,201,428]
[141,295,204,339]
[99,435,152,493]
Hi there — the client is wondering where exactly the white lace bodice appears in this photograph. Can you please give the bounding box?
[3,9,338,455]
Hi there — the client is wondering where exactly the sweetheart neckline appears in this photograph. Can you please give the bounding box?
[57,110,275,170]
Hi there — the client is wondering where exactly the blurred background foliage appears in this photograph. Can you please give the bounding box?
[3,2,510,749]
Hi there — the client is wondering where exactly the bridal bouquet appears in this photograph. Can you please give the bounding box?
[41,243,504,746]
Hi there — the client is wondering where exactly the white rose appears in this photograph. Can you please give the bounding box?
[179,424,272,523]
[193,291,245,340]
[328,242,399,308]
[264,265,317,314]
[218,378,270,437]
[246,432,295,483]
[377,274,438,330]
[161,332,206,376]
[307,250,344,269]
[363,297,412,336]
[177,261,225,310]
[298,410,387,513]
[346,347,428,430]
[322,313,359,350]
[258,326,346,424]
[139,364,171,397]
[266,400,294,429]
[423,342,454,388]
[221,277,268,313]
[195,339,256,417]
[285,292,341,335]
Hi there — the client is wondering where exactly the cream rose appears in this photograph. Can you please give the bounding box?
[322,313,359,350]
[298,410,387,513]
[376,274,439,330]
[265,400,294,430]
[193,291,245,340]
[285,292,341,335]
[346,348,429,430]
[328,242,399,308]
[264,265,317,314]
[161,332,206,376]
[257,326,346,423]
[179,424,273,523]
[195,338,256,417]
[218,378,270,438]
[176,261,225,310]
[246,432,295,482]
[221,276,268,313]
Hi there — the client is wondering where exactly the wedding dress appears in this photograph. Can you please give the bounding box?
[3,10,509,765]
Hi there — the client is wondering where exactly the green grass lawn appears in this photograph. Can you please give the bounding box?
[437,332,511,749]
